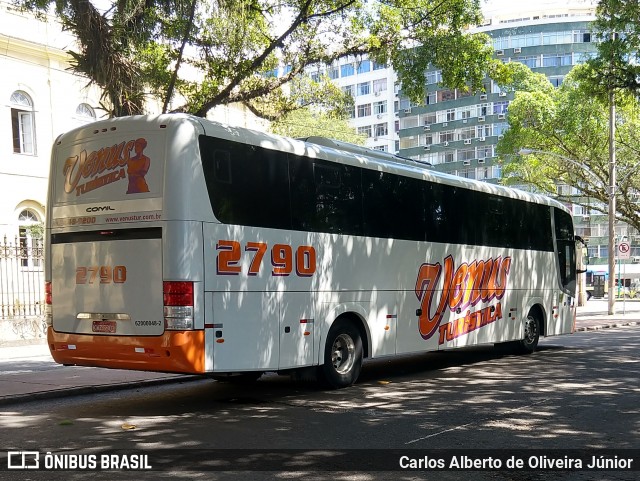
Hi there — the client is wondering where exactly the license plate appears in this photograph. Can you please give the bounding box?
[92,320,116,333]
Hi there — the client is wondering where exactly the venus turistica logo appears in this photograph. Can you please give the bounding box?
[414,255,512,342]
[63,138,151,197]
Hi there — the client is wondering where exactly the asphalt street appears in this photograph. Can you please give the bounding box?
[0,323,638,481]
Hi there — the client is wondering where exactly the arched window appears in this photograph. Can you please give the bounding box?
[76,103,96,121]
[10,91,36,154]
[18,209,42,268]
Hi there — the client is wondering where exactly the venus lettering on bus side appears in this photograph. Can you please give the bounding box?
[216,240,316,277]
[415,255,512,340]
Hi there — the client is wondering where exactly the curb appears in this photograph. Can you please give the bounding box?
[574,320,638,332]
[0,375,203,408]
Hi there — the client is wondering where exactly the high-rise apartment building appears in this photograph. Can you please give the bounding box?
[306,58,398,154]
[393,2,633,266]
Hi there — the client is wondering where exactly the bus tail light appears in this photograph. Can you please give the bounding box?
[163,281,194,330]
[44,281,53,326]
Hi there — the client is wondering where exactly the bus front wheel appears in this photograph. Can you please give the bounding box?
[518,314,540,354]
[320,320,363,389]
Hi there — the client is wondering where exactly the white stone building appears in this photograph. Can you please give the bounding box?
[0,1,102,244]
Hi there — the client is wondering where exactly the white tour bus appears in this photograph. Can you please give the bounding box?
[44,114,577,388]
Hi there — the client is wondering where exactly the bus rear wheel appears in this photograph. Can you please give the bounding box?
[320,320,363,389]
[518,313,540,354]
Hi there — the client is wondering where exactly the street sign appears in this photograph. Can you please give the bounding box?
[618,241,631,260]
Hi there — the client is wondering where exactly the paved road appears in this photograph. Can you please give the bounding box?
[1,326,638,481]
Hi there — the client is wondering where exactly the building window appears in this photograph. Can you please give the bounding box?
[341,63,355,77]
[399,136,419,149]
[357,60,371,74]
[75,103,96,123]
[18,209,42,268]
[493,101,509,115]
[347,105,355,119]
[478,145,493,159]
[460,168,476,179]
[373,78,387,94]
[516,55,540,69]
[358,82,371,96]
[548,76,565,87]
[493,122,508,136]
[542,53,573,67]
[457,107,472,120]
[373,101,387,115]
[373,61,386,70]
[457,127,474,140]
[342,85,355,97]
[357,125,372,138]
[10,91,35,155]
[477,125,491,138]
[374,123,388,138]
[357,103,371,117]
[438,89,456,103]
[574,30,591,43]
[422,113,437,125]
[457,148,475,162]
[328,66,339,79]
[439,130,454,143]
[426,70,442,85]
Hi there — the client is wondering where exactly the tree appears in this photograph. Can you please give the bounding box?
[576,0,640,97]
[270,108,366,144]
[17,0,493,118]
[497,64,640,232]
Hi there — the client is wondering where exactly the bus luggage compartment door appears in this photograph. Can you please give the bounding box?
[211,292,279,372]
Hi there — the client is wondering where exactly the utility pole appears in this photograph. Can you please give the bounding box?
[607,28,617,316]
[607,88,616,316]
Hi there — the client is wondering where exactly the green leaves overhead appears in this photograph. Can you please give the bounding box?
[497,64,640,233]
[17,0,493,120]
[579,0,640,98]
[270,108,366,144]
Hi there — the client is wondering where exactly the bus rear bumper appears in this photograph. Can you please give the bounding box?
[47,328,205,374]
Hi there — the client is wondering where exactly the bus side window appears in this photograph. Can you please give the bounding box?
[290,157,363,236]
[362,169,426,241]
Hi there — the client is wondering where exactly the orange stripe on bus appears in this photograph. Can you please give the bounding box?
[47,328,205,374]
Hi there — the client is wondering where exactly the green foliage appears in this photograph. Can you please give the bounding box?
[15,0,494,119]
[25,223,44,240]
[270,108,366,144]
[578,0,640,98]
[497,64,640,232]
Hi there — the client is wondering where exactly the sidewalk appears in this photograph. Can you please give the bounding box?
[0,302,638,406]
[0,343,200,406]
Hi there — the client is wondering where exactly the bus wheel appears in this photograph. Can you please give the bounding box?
[518,313,540,354]
[321,320,363,389]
